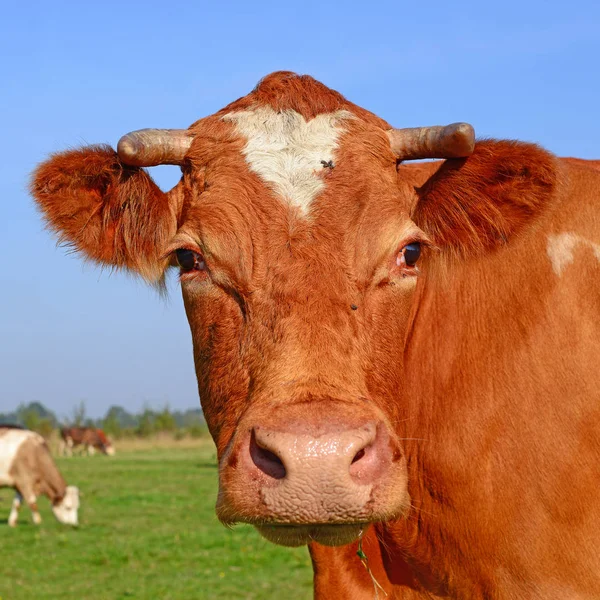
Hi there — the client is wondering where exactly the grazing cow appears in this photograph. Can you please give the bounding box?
[60,426,115,456]
[0,426,79,526]
[31,72,600,598]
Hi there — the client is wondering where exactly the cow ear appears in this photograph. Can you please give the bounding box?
[411,140,558,257]
[31,145,181,282]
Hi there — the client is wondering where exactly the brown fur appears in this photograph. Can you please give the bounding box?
[31,146,180,281]
[413,140,559,257]
[212,70,391,127]
[31,72,600,598]
[11,437,67,505]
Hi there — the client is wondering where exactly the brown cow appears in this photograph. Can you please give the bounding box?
[60,426,115,456]
[31,72,600,598]
[0,426,80,526]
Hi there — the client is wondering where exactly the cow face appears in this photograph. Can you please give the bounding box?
[52,485,80,526]
[174,104,431,546]
[104,444,115,456]
[34,72,517,547]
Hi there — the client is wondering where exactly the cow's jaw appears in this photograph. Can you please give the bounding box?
[256,523,367,548]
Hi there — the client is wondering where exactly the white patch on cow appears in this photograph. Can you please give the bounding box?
[547,232,600,276]
[0,430,38,487]
[52,485,80,526]
[8,493,21,527]
[222,106,354,214]
[59,438,72,457]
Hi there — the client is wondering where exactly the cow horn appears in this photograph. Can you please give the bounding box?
[117,128,193,167]
[387,122,475,160]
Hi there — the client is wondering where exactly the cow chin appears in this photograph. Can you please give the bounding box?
[255,523,366,547]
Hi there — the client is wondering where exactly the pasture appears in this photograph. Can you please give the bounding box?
[0,439,313,599]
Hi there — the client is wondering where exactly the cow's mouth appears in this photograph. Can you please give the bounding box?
[255,523,366,547]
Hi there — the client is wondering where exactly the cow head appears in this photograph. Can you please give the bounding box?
[31,72,555,547]
[97,430,115,455]
[52,485,80,525]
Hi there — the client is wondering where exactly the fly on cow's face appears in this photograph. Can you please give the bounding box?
[321,160,334,169]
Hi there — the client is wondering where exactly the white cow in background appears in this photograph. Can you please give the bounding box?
[0,426,79,526]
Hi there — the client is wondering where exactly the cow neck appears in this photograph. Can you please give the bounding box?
[44,474,66,505]
[385,233,558,594]
[39,447,67,504]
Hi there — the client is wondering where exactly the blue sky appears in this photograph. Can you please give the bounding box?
[1,0,598,418]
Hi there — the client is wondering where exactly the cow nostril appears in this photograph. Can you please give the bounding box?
[352,448,366,464]
[349,441,381,483]
[250,432,286,480]
[257,446,285,471]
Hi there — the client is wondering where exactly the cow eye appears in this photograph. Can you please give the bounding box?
[403,243,421,266]
[175,249,206,272]
[397,242,421,268]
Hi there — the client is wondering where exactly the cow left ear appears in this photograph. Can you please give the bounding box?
[31,145,182,282]
[410,140,559,257]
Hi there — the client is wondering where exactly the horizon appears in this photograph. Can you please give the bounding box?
[0,398,203,422]
[1,0,598,419]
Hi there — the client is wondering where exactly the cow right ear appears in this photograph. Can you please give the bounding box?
[410,140,558,259]
[31,145,181,282]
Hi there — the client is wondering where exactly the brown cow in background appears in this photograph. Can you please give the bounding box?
[32,72,600,598]
[0,425,79,526]
[60,427,115,456]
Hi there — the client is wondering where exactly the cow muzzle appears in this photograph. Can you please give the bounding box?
[216,401,409,547]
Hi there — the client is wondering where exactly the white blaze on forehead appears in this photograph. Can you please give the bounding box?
[222,106,354,214]
[547,232,600,276]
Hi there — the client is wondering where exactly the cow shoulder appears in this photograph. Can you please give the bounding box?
[11,434,62,492]
[1,429,44,484]
[412,140,559,257]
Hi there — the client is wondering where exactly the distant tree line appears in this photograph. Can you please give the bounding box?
[0,401,206,439]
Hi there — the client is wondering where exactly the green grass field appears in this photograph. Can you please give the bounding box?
[0,440,313,599]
